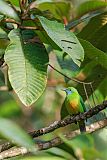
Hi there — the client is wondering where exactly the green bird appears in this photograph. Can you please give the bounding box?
[62,87,86,133]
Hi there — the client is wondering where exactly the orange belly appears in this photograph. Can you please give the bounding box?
[67,100,79,114]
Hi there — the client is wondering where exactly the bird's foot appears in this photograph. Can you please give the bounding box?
[75,121,77,124]
[69,114,77,124]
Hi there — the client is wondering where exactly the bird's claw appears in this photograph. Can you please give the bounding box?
[70,114,77,124]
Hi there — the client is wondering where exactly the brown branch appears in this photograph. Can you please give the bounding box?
[0,118,107,159]
[0,147,28,160]
[2,19,21,25]
[48,64,93,85]
[2,18,40,30]
[0,141,14,153]
[29,100,107,138]
[19,25,40,30]
[38,118,107,150]
[0,86,8,91]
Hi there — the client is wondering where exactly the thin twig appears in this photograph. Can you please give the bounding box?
[29,100,107,138]
[0,118,107,159]
[2,19,21,25]
[48,64,93,85]
[90,83,96,106]
[83,83,92,108]
[90,83,99,105]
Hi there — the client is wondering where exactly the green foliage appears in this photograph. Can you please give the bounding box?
[0,100,21,117]
[59,133,105,160]
[78,12,107,52]
[0,118,35,150]
[80,39,107,69]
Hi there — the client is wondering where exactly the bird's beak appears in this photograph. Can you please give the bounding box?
[61,88,66,92]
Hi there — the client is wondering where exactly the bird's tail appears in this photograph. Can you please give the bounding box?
[78,120,86,133]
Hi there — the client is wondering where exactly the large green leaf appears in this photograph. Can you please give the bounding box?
[76,39,107,101]
[78,12,107,52]
[0,118,35,150]
[36,30,60,50]
[0,0,20,21]
[37,1,71,20]
[4,29,49,106]
[77,0,107,17]
[80,39,107,69]
[38,16,84,66]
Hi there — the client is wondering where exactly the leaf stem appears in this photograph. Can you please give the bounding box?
[48,63,93,85]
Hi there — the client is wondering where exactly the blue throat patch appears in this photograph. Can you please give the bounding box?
[66,90,73,95]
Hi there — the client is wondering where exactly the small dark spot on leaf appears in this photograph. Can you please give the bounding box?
[61,39,77,44]
[68,47,72,49]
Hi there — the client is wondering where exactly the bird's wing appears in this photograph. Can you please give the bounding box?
[80,96,86,112]
[61,100,69,119]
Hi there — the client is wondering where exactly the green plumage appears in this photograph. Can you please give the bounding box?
[62,87,86,133]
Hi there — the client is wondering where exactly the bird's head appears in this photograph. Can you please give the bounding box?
[62,87,78,95]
